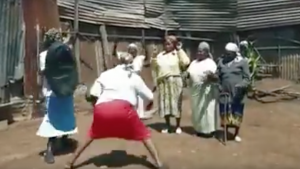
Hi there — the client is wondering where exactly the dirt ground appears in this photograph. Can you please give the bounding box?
[0,79,300,169]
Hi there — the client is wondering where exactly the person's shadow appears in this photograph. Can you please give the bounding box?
[74,150,156,169]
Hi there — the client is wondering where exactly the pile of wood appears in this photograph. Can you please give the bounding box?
[248,85,300,103]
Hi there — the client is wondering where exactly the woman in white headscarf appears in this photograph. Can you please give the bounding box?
[187,42,218,137]
[217,42,250,142]
[113,43,153,120]
[65,53,168,169]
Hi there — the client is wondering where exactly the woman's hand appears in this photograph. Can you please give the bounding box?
[176,42,182,51]
[152,86,157,93]
[85,95,98,106]
[204,71,218,83]
[146,101,154,111]
[152,45,158,58]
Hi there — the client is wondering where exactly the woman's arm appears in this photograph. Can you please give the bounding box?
[177,49,190,67]
[87,77,103,105]
[150,50,160,87]
[237,59,251,87]
[134,75,154,104]
[204,60,218,83]
[133,55,145,73]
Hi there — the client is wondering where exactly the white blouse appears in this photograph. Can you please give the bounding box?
[90,65,153,107]
[187,58,217,85]
[39,50,52,97]
[151,49,190,80]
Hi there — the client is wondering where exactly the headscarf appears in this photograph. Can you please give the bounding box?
[127,43,138,58]
[225,42,239,53]
[198,41,213,59]
[225,42,243,62]
[119,52,133,65]
[240,40,248,48]
[43,28,63,48]
[118,52,134,77]
[127,43,138,51]
[239,40,249,58]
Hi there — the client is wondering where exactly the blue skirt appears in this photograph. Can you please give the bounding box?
[36,95,77,138]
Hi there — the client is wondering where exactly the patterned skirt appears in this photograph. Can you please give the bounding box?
[157,76,183,118]
[219,101,245,127]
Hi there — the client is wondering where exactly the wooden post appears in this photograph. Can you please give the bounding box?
[74,0,82,82]
[94,40,101,76]
[99,24,111,69]
[141,29,146,57]
[185,32,192,58]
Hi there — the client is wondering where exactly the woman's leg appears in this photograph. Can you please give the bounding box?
[162,115,171,133]
[175,117,182,134]
[65,137,94,169]
[175,77,183,134]
[142,138,168,169]
[232,103,244,142]
[233,127,242,142]
[44,137,56,164]
[234,127,240,137]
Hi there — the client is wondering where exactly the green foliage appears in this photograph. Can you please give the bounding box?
[243,41,261,87]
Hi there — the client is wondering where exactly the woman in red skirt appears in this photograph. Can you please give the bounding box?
[65,53,167,169]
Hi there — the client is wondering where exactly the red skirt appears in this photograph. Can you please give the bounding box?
[88,100,150,141]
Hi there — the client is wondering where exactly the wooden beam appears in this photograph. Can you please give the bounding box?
[99,24,112,69]
[74,0,82,82]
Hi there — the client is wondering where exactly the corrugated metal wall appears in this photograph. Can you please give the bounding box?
[238,0,300,31]
[164,0,237,32]
[144,0,179,29]
[58,0,178,30]
[58,0,300,32]
[0,0,24,104]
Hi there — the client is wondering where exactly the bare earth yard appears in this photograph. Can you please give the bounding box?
[0,79,300,169]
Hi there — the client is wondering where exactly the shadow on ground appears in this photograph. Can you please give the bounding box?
[74,150,155,169]
[147,122,165,133]
[38,138,78,157]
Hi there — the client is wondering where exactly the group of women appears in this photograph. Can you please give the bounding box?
[36,29,250,169]
[150,35,250,143]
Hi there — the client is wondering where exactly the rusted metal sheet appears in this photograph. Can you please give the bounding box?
[165,0,237,32]
[0,0,24,104]
[58,0,179,30]
[22,0,60,97]
[238,0,300,31]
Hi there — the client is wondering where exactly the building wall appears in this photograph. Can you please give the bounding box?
[0,0,24,104]
[61,20,234,88]
[238,0,300,31]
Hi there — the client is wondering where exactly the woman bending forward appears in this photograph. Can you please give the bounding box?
[65,53,168,169]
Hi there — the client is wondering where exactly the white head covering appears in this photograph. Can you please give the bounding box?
[225,42,244,62]
[127,43,138,50]
[225,42,239,53]
[198,41,213,59]
[198,41,210,51]
[119,52,133,64]
[240,40,248,48]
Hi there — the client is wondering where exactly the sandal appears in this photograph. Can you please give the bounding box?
[64,162,74,169]
[156,164,169,169]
